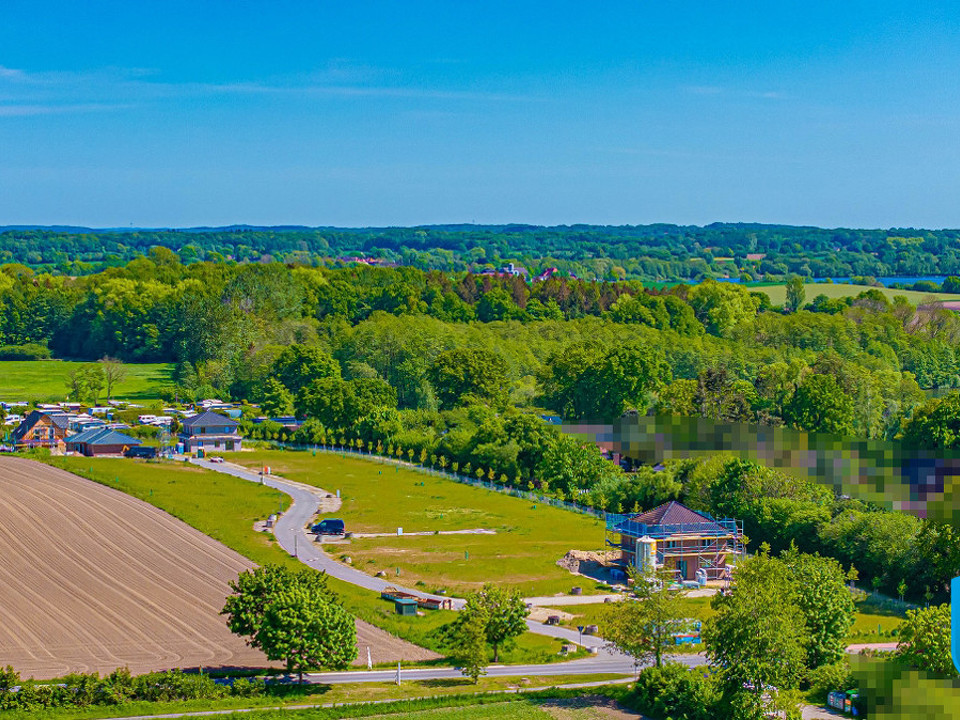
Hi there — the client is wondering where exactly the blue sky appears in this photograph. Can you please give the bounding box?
[1,2,959,228]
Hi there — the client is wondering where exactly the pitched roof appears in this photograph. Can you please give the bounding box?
[12,410,69,440]
[181,410,238,429]
[630,501,716,527]
[66,427,141,447]
[615,500,733,537]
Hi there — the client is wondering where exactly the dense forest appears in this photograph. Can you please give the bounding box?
[5,251,960,602]
[5,223,960,281]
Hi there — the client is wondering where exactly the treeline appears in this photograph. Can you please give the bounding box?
[5,223,960,281]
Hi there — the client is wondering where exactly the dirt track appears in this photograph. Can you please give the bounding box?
[0,458,436,679]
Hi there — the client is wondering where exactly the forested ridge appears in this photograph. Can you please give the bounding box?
[5,223,960,281]
[5,250,960,602]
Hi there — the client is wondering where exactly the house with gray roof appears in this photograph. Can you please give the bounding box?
[11,411,71,450]
[65,427,142,457]
[178,411,242,453]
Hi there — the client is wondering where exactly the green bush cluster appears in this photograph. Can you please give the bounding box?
[0,666,264,711]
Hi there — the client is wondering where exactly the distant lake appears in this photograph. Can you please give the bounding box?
[720,276,950,286]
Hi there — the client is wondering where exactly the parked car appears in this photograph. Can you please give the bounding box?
[312,518,345,535]
[208,456,225,463]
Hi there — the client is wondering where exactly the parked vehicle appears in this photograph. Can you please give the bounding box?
[311,518,345,535]
[208,456,225,463]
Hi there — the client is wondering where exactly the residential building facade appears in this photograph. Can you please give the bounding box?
[179,411,243,452]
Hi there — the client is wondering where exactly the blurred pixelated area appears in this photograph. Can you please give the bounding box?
[852,655,960,718]
[565,414,960,526]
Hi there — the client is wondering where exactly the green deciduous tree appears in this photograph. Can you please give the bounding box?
[896,604,954,676]
[703,547,809,713]
[221,565,356,682]
[781,547,856,667]
[783,373,855,436]
[455,583,528,662]
[428,348,509,409]
[785,276,806,313]
[602,568,690,670]
[451,612,489,683]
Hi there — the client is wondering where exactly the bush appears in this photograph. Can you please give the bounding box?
[0,343,50,360]
[230,677,266,698]
[806,660,854,702]
[630,662,719,720]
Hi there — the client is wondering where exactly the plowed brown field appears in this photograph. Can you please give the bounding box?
[0,458,436,679]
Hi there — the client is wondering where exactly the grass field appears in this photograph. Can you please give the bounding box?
[46,456,576,665]
[230,449,608,597]
[752,282,960,306]
[0,360,173,403]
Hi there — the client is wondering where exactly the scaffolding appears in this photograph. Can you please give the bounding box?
[605,512,745,582]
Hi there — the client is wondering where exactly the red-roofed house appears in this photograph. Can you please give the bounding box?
[606,500,744,582]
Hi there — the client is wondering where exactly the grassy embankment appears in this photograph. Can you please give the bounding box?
[0,677,630,720]
[229,449,607,597]
[0,360,173,404]
[46,456,581,664]
[752,282,960,306]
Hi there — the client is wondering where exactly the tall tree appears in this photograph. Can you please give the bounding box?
[99,357,127,400]
[896,604,954,676]
[221,565,356,683]
[455,584,528,662]
[703,547,809,713]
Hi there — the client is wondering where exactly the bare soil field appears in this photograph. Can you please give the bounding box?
[0,458,434,679]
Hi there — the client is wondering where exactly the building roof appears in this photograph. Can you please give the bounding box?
[610,500,738,538]
[12,410,70,441]
[66,427,142,447]
[181,410,239,429]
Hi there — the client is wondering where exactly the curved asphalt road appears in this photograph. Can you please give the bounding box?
[188,457,705,682]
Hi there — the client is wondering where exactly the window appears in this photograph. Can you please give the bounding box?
[666,540,681,550]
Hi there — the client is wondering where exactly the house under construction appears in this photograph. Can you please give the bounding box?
[605,500,745,583]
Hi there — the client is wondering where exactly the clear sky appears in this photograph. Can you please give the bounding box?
[1,2,959,228]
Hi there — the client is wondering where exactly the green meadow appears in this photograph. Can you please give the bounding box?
[0,360,173,403]
[752,282,960,306]
[231,449,608,597]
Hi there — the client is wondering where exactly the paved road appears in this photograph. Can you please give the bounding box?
[189,457,633,662]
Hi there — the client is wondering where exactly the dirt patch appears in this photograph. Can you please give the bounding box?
[557,550,625,585]
[527,607,576,624]
[539,695,649,719]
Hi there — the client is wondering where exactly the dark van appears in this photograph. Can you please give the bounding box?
[312,518,345,535]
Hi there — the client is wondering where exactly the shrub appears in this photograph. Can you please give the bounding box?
[630,662,719,720]
[0,343,51,360]
[230,677,266,698]
[806,660,854,702]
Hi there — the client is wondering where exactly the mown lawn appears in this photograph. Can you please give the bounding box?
[43,456,578,665]
[752,282,960,306]
[231,449,607,597]
[0,360,173,403]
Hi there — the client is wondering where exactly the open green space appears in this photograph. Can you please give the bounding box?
[751,282,960,306]
[230,449,607,596]
[0,360,173,403]
[43,456,577,665]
